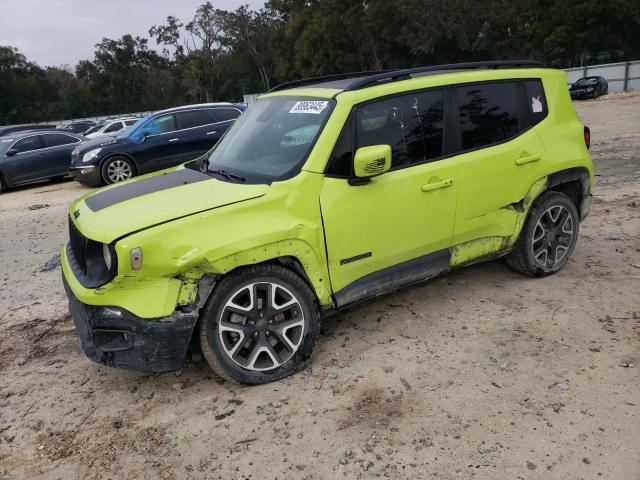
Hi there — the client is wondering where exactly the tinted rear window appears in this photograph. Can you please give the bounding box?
[457,82,521,150]
[177,110,208,129]
[210,108,241,122]
[43,133,78,147]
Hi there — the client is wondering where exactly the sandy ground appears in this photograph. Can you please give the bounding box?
[0,93,639,480]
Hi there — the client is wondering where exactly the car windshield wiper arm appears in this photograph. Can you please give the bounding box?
[208,168,246,183]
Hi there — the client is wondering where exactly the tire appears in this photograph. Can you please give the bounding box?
[505,191,579,277]
[101,156,135,184]
[199,264,320,385]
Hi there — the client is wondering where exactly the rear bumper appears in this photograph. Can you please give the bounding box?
[63,276,198,372]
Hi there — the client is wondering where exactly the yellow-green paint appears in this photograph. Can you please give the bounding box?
[63,67,593,319]
[450,237,506,266]
[61,247,181,318]
[353,145,392,178]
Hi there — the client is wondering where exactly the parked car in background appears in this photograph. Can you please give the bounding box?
[570,76,608,99]
[69,103,244,185]
[0,131,85,191]
[84,118,139,139]
[0,124,57,137]
[59,121,96,134]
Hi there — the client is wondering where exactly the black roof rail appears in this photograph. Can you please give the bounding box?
[268,60,547,93]
[343,60,547,91]
[268,70,393,93]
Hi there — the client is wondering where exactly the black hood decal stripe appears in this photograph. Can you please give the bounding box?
[85,169,211,212]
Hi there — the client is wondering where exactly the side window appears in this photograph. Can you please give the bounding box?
[43,133,78,147]
[457,82,521,150]
[12,136,43,153]
[523,79,548,126]
[176,110,208,129]
[325,113,353,177]
[124,120,137,126]
[104,122,123,133]
[212,108,241,122]
[355,90,444,168]
[146,114,176,135]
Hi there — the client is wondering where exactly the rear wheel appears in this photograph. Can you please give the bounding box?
[101,156,135,184]
[199,264,320,384]
[505,191,579,277]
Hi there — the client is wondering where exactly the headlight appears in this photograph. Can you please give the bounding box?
[102,243,113,270]
[82,148,102,162]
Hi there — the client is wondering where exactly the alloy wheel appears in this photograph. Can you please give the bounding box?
[218,282,305,372]
[531,205,574,268]
[106,159,132,183]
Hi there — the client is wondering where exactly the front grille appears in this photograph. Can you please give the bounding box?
[69,217,88,275]
[66,217,117,289]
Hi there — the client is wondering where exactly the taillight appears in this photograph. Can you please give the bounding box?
[584,126,591,149]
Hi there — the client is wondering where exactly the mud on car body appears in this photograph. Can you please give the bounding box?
[61,61,594,384]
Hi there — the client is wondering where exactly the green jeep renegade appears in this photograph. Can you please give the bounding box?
[62,61,593,384]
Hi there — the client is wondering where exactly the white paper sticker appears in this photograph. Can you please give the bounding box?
[531,96,543,113]
[289,100,328,114]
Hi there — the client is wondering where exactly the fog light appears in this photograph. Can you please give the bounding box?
[130,247,143,270]
[99,307,123,318]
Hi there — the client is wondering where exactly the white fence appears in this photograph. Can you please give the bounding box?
[565,60,640,92]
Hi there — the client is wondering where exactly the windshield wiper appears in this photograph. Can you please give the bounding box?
[208,168,246,183]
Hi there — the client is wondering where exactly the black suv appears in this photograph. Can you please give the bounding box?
[69,103,244,185]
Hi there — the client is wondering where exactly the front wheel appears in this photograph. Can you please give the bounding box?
[505,191,579,277]
[101,156,135,184]
[199,264,320,384]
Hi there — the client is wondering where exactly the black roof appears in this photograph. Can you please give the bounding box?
[269,60,547,93]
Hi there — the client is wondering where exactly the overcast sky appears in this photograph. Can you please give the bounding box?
[0,0,264,68]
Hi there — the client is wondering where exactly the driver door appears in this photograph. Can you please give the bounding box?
[320,89,458,306]
[3,135,47,185]
[135,113,184,173]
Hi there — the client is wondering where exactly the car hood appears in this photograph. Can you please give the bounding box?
[75,135,127,153]
[70,166,268,243]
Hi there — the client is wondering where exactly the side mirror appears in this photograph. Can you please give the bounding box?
[353,145,391,180]
[5,148,18,157]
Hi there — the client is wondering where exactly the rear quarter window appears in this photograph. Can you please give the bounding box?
[523,79,548,126]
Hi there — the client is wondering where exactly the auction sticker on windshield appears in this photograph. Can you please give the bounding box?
[289,101,328,114]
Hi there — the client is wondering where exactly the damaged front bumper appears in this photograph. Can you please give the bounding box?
[63,277,198,372]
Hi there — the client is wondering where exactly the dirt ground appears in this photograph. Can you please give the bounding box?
[0,93,639,480]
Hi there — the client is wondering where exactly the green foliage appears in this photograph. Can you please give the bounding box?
[1,0,639,124]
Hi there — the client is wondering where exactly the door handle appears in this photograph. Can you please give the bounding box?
[168,138,179,143]
[515,153,540,165]
[421,178,453,192]
[206,131,217,135]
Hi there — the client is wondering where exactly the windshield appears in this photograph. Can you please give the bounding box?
[116,116,151,139]
[205,97,334,183]
[574,78,597,86]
